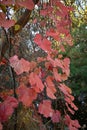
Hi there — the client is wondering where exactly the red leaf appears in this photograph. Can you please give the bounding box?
[0,58,8,65]
[38,100,54,118]
[9,55,30,75]
[46,29,60,41]
[46,76,56,99]
[65,97,78,111]
[51,110,61,123]
[47,55,63,69]
[65,115,80,130]
[53,68,62,82]
[0,0,15,5]
[62,58,70,76]
[0,96,18,122]
[34,34,51,52]
[59,83,72,97]
[0,122,2,130]
[0,13,15,28]
[60,45,65,52]
[64,34,73,46]
[45,62,53,71]
[17,84,37,107]
[17,0,34,10]
[65,103,75,115]
[40,10,48,16]
[0,0,35,10]
[29,72,44,93]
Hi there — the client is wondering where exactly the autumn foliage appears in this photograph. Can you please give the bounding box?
[0,0,80,130]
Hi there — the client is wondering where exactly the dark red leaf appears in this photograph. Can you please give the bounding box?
[0,96,18,122]
[0,122,2,130]
[0,12,15,28]
[0,0,15,5]
[17,0,34,10]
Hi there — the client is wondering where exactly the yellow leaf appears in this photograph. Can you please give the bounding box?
[14,24,20,31]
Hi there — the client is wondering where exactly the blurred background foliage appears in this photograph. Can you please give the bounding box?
[60,0,87,96]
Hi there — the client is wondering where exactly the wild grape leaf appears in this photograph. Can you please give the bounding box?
[59,83,72,98]
[54,1,73,17]
[0,0,15,5]
[53,68,62,82]
[65,102,75,115]
[40,10,48,16]
[61,73,68,81]
[46,29,60,41]
[0,90,13,100]
[0,0,34,10]
[47,55,63,69]
[29,72,44,93]
[60,45,66,52]
[45,62,53,71]
[9,55,30,75]
[0,122,2,130]
[65,96,78,112]
[51,110,61,123]
[65,115,80,130]
[0,96,18,122]
[30,61,37,71]
[40,4,53,16]
[62,58,70,76]
[34,34,51,52]
[17,84,37,107]
[0,12,15,28]
[46,76,56,99]
[64,34,73,46]
[38,100,54,118]
[17,0,34,10]
[37,57,46,63]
